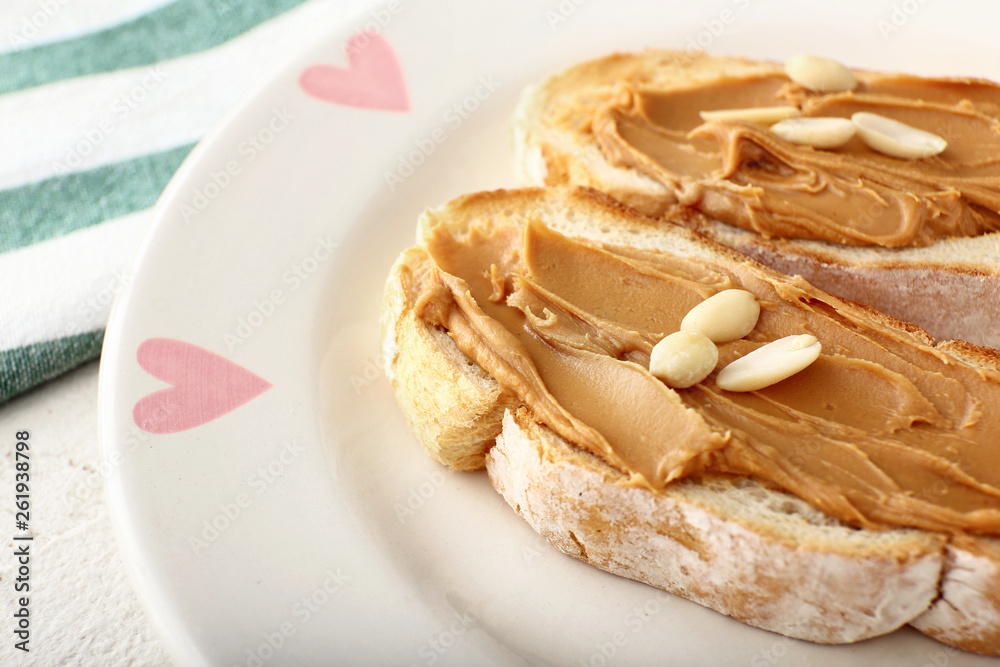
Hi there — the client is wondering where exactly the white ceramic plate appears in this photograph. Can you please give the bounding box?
[99,1,1000,664]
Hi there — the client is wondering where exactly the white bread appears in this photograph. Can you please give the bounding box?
[510,50,1000,350]
[381,186,1000,654]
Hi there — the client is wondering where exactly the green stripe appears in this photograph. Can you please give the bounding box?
[0,0,310,95]
[0,331,103,403]
[0,143,194,254]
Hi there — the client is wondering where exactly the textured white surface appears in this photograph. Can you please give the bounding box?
[0,362,170,666]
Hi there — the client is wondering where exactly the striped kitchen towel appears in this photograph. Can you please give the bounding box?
[0,0,363,403]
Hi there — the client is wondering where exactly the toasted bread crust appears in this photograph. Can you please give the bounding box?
[910,536,1000,654]
[382,247,518,470]
[382,186,1000,654]
[511,49,1000,349]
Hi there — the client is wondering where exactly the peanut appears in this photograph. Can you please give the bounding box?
[770,117,856,149]
[681,289,760,343]
[851,112,947,159]
[716,334,821,392]
[785,54,857,92]
[699,106,798,125]
[649,330,719,389]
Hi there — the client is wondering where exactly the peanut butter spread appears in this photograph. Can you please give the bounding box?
[414,216,1000,534]
[593,73,1000,246]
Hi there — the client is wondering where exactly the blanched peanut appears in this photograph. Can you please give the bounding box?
[785,54,857,92]
[770,117,856,149]
[699,106,798,125]
[681,289,760,343]
[650,330,719,389]
[851,112,947,159]
[716,334,821,392]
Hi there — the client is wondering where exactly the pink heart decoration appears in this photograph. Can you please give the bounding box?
[133,338,272,434]
[299,31,409,111]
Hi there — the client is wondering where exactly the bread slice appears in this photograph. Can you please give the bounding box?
[381,186,1000,654]
[510,50,1000,350]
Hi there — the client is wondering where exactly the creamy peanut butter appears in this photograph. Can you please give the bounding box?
[414,217,1000,534]
[593,73,1000,246]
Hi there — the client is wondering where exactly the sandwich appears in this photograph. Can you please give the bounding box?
[381,185,1000,655]
[511,51,1000,350]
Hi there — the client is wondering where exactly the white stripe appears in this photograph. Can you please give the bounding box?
[0,210,152,351]
[0,0,177,53]
[0,0,344,190]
